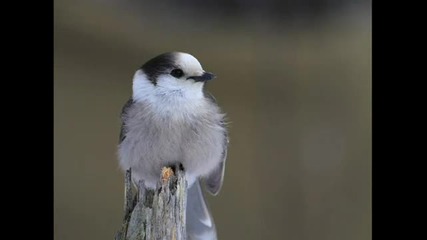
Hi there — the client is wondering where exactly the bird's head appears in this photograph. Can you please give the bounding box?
[132,52,216,102]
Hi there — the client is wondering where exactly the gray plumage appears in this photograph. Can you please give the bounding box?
[118,52,228,240]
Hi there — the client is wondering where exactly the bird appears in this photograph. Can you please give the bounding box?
[117,52,229,240]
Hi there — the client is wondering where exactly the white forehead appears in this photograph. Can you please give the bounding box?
[175,53,204,74]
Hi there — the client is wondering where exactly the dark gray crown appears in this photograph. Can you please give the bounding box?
[140,52,180,85]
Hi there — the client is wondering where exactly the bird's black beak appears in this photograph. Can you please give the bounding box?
[187,72,216,82]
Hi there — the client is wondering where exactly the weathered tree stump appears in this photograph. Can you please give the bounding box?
[115,167,188,240]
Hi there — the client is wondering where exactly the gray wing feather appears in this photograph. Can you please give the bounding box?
[205,125,228,195]
[119,98,134,143]
[187,180,218,240]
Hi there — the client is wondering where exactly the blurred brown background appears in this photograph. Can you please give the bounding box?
[54,0,371,239]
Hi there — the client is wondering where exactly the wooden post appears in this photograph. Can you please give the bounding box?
[115,167,188,240]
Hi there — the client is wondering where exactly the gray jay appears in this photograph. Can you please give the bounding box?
[118,52,229,240]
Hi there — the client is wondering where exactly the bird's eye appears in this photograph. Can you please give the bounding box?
[170,69,184,78]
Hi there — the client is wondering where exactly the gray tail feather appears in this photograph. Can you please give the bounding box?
[186,180,218,240]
